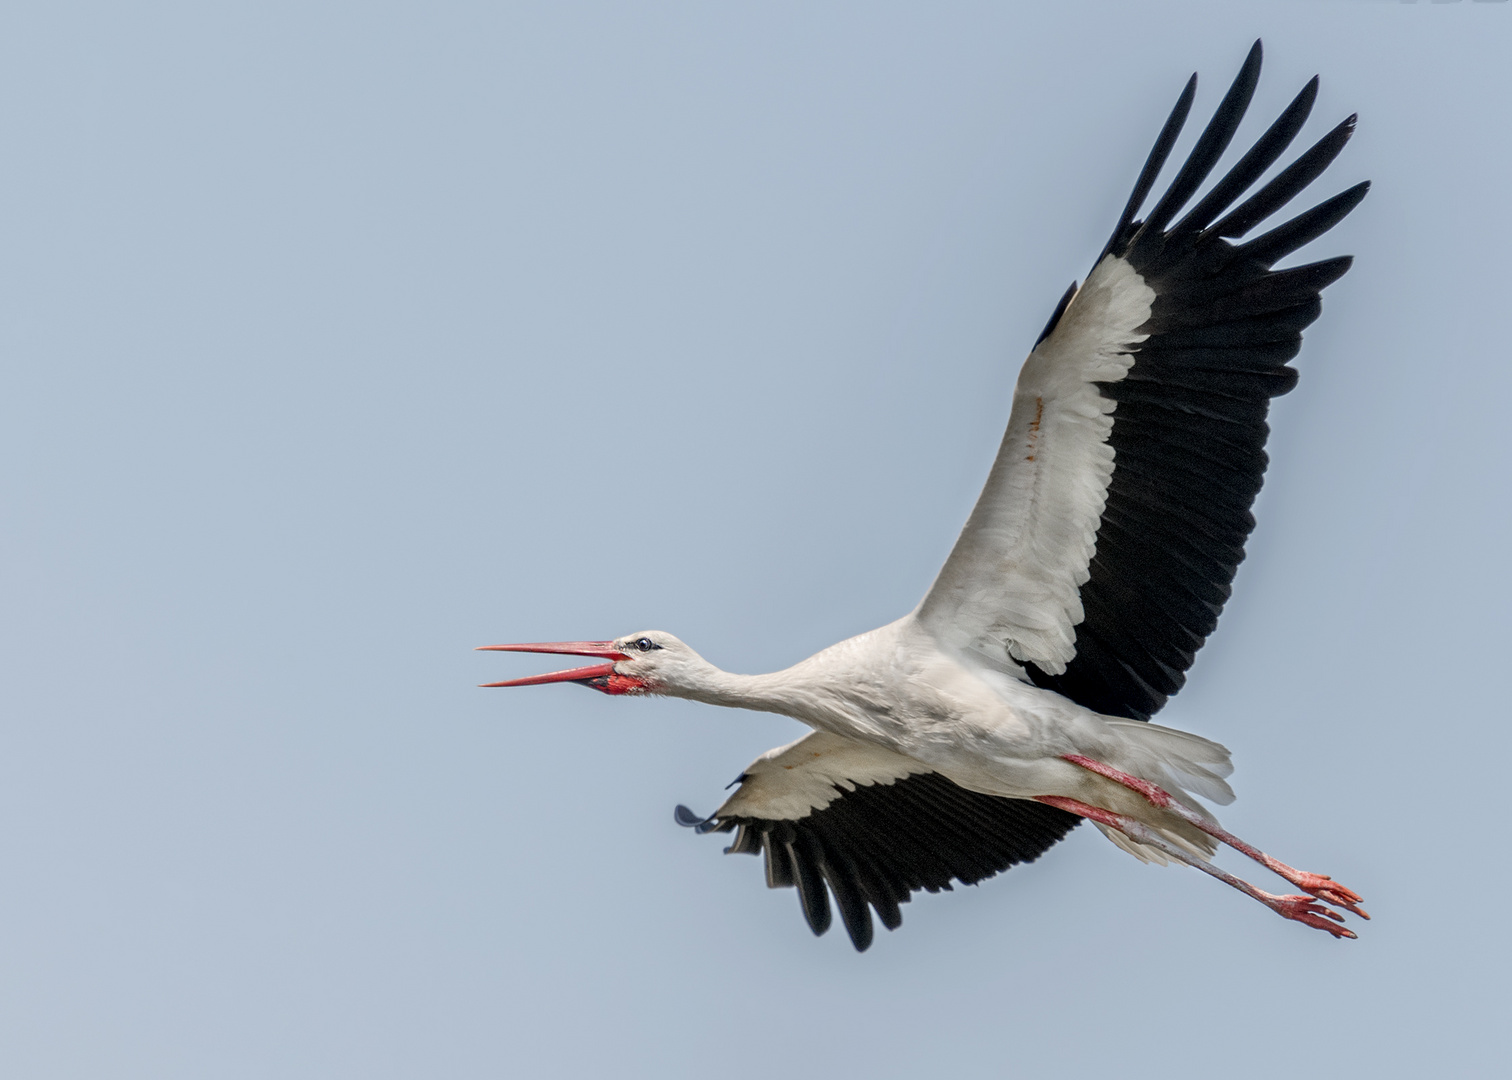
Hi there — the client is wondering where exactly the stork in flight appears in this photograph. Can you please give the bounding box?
[482,42,1370,951]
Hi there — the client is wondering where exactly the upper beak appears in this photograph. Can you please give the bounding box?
[475,641,633,690]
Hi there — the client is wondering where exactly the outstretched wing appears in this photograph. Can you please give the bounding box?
[677,732,1080,952]
[918,41,1367,720]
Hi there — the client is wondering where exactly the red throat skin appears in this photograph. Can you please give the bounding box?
[576,670,650,695]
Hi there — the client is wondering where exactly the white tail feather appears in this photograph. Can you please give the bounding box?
[1083,719,1237,862]
[1105,719,1236,806]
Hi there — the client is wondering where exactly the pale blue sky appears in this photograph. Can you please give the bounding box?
[2,2,1509,1077]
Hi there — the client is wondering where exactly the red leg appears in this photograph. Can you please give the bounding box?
[1035,796,1357,940]
[1060,754,1368,920]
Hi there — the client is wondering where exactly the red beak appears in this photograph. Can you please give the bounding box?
[475,641,646,695]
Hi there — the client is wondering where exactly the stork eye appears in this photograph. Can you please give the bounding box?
[634,637,660,652]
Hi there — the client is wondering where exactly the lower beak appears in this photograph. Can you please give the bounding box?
[475,640,642,694]
[478,662,618,688]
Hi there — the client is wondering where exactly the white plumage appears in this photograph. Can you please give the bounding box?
[920,253,1154,675]
[482,42,1370,951]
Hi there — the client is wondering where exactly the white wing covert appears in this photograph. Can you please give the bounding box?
[919,255,1155,677]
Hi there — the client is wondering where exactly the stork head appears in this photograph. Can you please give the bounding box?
[476,631,699,696]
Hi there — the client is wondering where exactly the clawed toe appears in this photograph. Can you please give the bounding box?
[1264,893,1358,940]
[1315,889,1369,920]
[1282,869,1369,919]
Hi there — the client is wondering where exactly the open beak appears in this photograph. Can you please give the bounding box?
[475,641,646,695]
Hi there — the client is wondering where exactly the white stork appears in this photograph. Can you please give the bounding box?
[482,41,1370,951]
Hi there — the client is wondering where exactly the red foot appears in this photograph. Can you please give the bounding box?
[1264,862,1369,920]
[1262,893,1357,940]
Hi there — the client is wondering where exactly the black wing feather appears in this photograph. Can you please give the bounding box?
[1100,75,1196,262]
[1209,116,1358,241]
[1167,76,1318,242]
[1028,42,1366,720]
[1128,40,1263,253]
[700,775,1080,952]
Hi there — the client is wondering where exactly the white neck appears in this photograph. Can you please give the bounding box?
[660,660,827,720]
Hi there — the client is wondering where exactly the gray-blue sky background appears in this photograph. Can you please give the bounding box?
[2,2,1508,1076]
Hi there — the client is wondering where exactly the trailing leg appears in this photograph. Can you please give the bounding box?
[1061,754,1368,919]
[1034,795,1357,940]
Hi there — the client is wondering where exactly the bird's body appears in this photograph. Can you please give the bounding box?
[483,42,1371,950]
[661,620,1180,803]
[636,616,1233,859]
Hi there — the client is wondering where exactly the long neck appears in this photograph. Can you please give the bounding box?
[668,660,828,720]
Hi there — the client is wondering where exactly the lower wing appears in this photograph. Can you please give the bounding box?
[676,731,1080,951]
